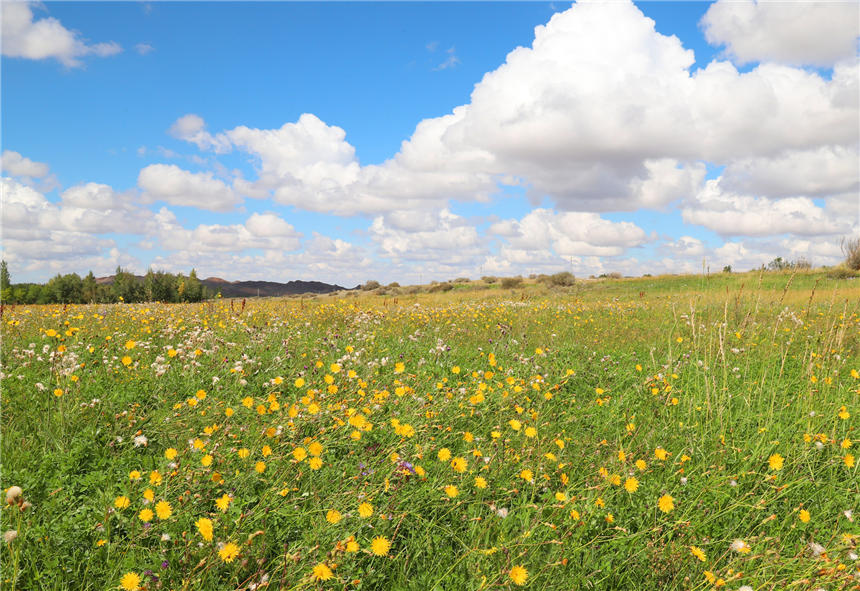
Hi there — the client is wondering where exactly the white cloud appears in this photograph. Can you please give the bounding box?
[134,43,154,55]
[682,178,856,237]
[701,0,860,67]
[1,150,49,178]
[154,208,302,254]
[168,114,231,154]
[719,145,859,199]
[1,2,121,67]
[176,1,855,218]
[434,47,460,71]
[369,209,483,262]
[488,209,650,257]
[138,164,240,211]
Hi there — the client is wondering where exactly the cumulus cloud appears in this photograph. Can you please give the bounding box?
[1,2,121,67]
[681,178,856,237]
[701,0,860,67]
[134,43,154,55]
[168,114,231,154]
[0,150,59,191]
[172,1,856,220]
[138,164,240,211]
[153,209,302,254]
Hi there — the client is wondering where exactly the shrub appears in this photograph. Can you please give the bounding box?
[842,236,860,271]
[549,271,575,286]
[362,280,381,291]
[826,265,858,279]
[387,282,400,288]
[482,276,497,284]
[453,277,471,283]
[500,276,523,289]
[428,282,454,293]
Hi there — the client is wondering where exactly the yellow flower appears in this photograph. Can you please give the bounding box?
[114,495,130,509]
[437,448,451,462]
[309,457,323,470]
[238,448,250,458]
[149,470,162,486]
[799,509,810,523]
[394,362,405,374]
[311,563,333,581]
[129,470,141,481]
[261,445,272,457]
[555,491,568,502]
[520,469,534,482]
[658,494,674,513]
[164,448,177,460]
[690,546,706,562]
[155,500,172,520]
[474,476,488,489]
[293,447,307,461]
[121,356,132,366]
[444,485,458,498]
[216,494,231,512]
[120,572,141,591]
[219,542,240,563]
[201,454,213,467]
[450,457,467,473]
[509,419,522,431]
[624,477,639,493]
[838,405,850,420]
[509,565,529,586]
[254,461,266,473]
[138,508,154,522]
[655,447,668,461]
[370,535,390,556]
[524,426,537,438]
[195,517,213,541]
[845,453,855,468]
[294,377,305,388]
[309,441,324,456]
[358,502,373,518]
[635,459,647,471]
[768,453,784,471]
[346,538,359,552]
[53,388,64,397]
[143,488,154,501]
[326,509,342,524]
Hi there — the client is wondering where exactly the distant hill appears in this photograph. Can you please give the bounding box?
[95,275,350,297]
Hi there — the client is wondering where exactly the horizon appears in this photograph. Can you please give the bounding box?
[2,1,859,285]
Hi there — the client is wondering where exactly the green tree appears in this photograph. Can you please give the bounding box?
[0,260,11,303]
[82,271,98,303]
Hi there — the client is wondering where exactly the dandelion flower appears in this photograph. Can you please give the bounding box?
[474,476,488,489]
[326,510,342,524]
[309,457,323,470]
[444,485,459,498]
[120,572,141,591]
[658,494,674,513]
[195,517,213,541]
[114,495,130,509]
[293,447,307,461]
[155,500,172,520]
[624,477,639,493]
[509,565,528,586]
[255,461,266,473]
[690,546,706,562]
[312,563,333,581]
[520,469,534,482]
[768,453,784,471]
[309,441,323,456]
[437,448,451,462]
[655,447,668,461]
[799,509,810,523]
[524,426,537,438]
[164,448,177,460]
[138,508,154,522]
[216,494,231,512]
[450,457,467,473]
[845,453,855,468]
[219,542,240,563]
[730,539,751,554]
[346,538,359,552]
[370,536,390,556]
[358,502,373,518]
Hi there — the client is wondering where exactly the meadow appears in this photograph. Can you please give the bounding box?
[1,270,858,591]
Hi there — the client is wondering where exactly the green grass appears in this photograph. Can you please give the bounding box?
[1,269,858,590]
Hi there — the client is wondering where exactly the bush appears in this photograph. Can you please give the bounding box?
[453,277,471,283]
[428,282,454,293]
[599,272,622,279]
[362,280,381,291]
[500,276,523,289]
[387,282,400,288]
[549,271,575,286]
[482,276,497,284]
[826,265,858,279]
[842,236,860,271]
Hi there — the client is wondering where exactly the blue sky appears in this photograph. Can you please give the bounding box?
[2,1,857,285]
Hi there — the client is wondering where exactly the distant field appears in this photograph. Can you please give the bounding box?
[1,269,858,590]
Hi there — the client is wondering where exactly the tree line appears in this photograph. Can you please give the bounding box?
[0,262,211,305]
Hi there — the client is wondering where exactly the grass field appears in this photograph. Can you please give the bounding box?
[1,270,858,590]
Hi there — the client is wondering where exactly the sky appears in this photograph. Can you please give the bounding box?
[1,0,858,286]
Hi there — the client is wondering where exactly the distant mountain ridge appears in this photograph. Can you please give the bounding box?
[95,275,351,297]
